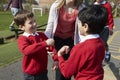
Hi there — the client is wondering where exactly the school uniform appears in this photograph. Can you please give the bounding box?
[58,34,105,80]
[94,0,114,62]
[18,32,49,80]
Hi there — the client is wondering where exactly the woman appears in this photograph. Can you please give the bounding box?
[45,0,85,80]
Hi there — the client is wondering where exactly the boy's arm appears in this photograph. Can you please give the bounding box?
[44,3,56,38]
[104,2,114,35]
[47,46,58,61]
[52,48,58,61]
[58,46,79,78]
[46,46,59,70]
[18,36,47,56]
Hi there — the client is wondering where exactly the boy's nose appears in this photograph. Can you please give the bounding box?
[33,22,37,26]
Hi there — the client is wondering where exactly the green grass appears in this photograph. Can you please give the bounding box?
[0,30,15,38]
[0,11,49,67]
[0,11,48,37]
[0,11,48,30]
[0,40,22,67]
[0,11,48,38]
[0,11,13,30]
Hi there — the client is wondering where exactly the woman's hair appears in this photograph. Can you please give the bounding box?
[78,5,108,34]
[14,10,34,26]
[56,0,65,9]
[56,0,83,9]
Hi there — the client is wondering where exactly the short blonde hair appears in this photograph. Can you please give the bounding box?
[56,0,83,9]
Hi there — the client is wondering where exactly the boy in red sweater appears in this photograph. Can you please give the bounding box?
[14,10,55,80]
[94,0,114,63]
[57,5,108,80]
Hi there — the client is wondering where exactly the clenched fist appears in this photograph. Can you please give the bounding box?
[46,38,54,46]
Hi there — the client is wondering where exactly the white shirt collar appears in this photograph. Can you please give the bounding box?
[22,32,39,37]
[101,0,106,4]
[94,0,106,5]
[80,34,100,43]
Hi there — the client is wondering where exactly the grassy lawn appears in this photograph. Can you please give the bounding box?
[0,40,22,67]
[0,11,48,67]
[0,11,48,37]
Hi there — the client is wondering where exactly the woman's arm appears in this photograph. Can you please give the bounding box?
[45,3,57,38]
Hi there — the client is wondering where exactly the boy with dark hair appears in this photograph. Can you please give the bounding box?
[94,0,114,63]
[57,5,108,80]
[14,10,56,80]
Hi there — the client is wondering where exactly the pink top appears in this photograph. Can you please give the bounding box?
[55,7,78,39]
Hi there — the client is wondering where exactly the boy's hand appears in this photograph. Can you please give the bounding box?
[47,50,55,57]
[46,38,54,46]
[52,61,58,70]
[58,46,70,56]
[109,29,113,35]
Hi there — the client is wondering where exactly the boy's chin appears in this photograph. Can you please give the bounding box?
[32,30,37,33]
[33,31,37,33]
[28,30,36,34]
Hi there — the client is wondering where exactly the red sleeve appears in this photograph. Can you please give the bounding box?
[102,2,114,30]
[17,36,47,56]
[47,46,58,61]
[52,48,58,61]
[58,46,80,78]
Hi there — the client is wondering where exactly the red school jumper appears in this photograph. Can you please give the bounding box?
[58,38,105,80]
[102,1,114,30]
[18,32,49,75]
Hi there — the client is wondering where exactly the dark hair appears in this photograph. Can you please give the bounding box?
[14,10,34,26]
[74,0,83,8]
[78,5,108,34]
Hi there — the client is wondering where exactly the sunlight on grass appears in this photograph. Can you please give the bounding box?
[0,11,48,31]
[0,11,13,30]
[0,11,49,67]
[0,30,15,38]
[0,40,22,67]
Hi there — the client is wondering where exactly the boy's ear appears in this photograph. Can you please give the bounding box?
[84,23,89,32]
[18,25,24,30]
